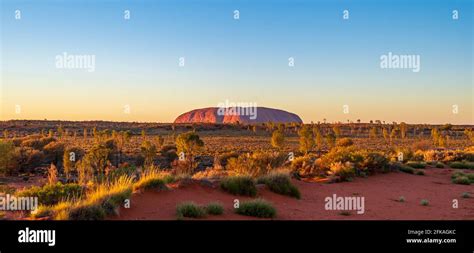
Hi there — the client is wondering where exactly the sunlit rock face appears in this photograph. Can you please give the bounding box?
[174,107,303,124]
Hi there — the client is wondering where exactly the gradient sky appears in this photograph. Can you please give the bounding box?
[1,0,472,124]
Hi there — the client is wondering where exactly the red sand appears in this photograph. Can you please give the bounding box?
[110,168,474,220]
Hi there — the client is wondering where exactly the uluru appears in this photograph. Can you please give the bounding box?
[174,107,303,124]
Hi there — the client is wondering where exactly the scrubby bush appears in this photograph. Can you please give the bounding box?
[336,138,354,147]
[226,152,287,177]
[449,161,474,170]
[415,170,425,176]
[17,183,84,206]
[206,202,224,215]
[43,142,65,164]
[420,199,429,206]
[0,141,16,176]
[271,129,285,150]
[319,146,363,170]
[176,202,207,219]
[192,168,229,180]
[358,151,389,174]
[215,152,239,167]
[298,125,314,154]
[391,163,415,174]
[132,168,168,192]
[14,147,45,172]
[67,203,106,220]
[20,136,55,150]
[220,176,257,196]
[461,192,471,198]
[235,199,276,218]
[328,161,355,181]
[452,176,471,185]
[257,171,300,199]
[406,161,426,169]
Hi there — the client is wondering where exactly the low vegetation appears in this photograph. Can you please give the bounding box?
[235,199,276,218]
[257,171,301,199]
[220,176,257,196]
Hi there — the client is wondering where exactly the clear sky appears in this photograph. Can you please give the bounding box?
[1,0,472,124]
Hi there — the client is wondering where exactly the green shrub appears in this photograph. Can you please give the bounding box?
[461,192,470,198]
[398,196,405,202]
[449,161,474,169]
[226,152,287,177]
[68,204,106,220]
[394,163,415,174]
[176,202,207,219]
[452,176,471,185]
[258,172,301,199]
[17,183,84,206]
[415,170,425,176]
[406,161,426,169]
[220,176,257,196]
[0,141,16,176]
[206,202,224,215]
[420,199,429,206]
[435,162,445,168]
[235,199,276,218]
[358,151,389,174]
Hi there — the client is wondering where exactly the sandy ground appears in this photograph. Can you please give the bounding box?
[110,168,474,220]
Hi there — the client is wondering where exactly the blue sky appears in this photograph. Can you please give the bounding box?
[1,0,472,123]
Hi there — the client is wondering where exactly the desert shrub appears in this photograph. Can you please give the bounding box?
[290,155,318,176]
[63,147,84,179]
[461,192,471,198]
[398,196,406,202]
[43,141,64,164]
[449,161,474,170]
[67,203,106,220]
[358,151,389,174]
[17,182,84,206]
[220,176,257,196]
[235,199,276,218]
[411,140,432,151]
[14,147,44,172]
[415,170,425,176]
[420,199,429,206]
[0,141,16,176]
[20,136,55,150]
[216,152,239,167]
[328,161,355,181]
[176,202,207,219]
[435,162,445,168]
[140,140,157,167]
[336,138,354,147]
[406,161,426,169]
[298,125,314,154]
[192,168,229,180]
[257,171,300,199]
[206,202,224,215]
[319,146,363,170]
[226,152,287,177]
[271,129,285,150]
[452,176,471,185]
[391,163,415,174]
[443,151,470,163]
[412,150,425,161]
[132,168,168,192]
[423,150,444,162]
